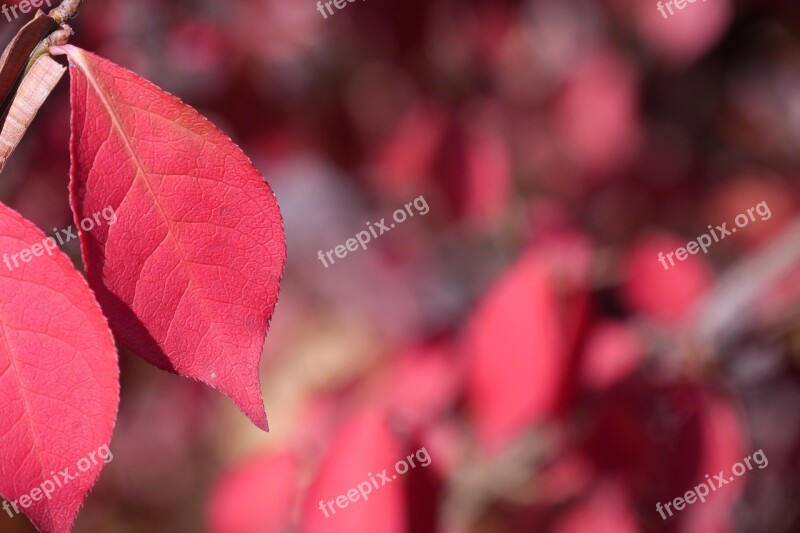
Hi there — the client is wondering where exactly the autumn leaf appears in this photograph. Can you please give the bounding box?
[465,251,564,452]
[53,45,286,430]
[551,483,639,533]
[0,202,119,533]
[207,451,298,533]
[300,409,406,533]
[622,233,713,325]
[386,342,463,430]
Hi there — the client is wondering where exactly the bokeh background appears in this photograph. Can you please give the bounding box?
[2,0,800,531]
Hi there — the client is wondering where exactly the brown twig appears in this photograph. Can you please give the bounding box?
[0,0,81,131]
[49,0,82,25]
[0,0,80,168]
[0,13,58,126]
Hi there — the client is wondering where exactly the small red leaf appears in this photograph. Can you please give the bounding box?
[0,203,119,533]
[633,0,733,64]
[579,320,643,390]
[555,51,640,177]
[57,46,286,430]
[622,234,713,325]
[387,343,463,430]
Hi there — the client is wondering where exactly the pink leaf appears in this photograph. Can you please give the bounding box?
[465,251,564,452]
[579,320,643,390]
[622,234,713,325]
[632,0,733,64]
[463,106,513,224]
[207,451,298,533]
[387,343,463,430]
[57,45,286,430]
[300,409,406,533]
[555,51,641,177]
[0,203,119,533]
[552,483,641,533]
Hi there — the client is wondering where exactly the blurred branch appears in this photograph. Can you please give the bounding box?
[690,216,800,347]
[443,427,557,529]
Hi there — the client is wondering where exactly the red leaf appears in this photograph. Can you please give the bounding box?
[622,234,713,325]
[0,203,119,533]
[371,103,446,196]
[387,343,463,430]
[551,483,640,533]
[207,450,298,533]
[579,320,643,390]
[708,172,793,250]
[300,409,406,533]
[465,251,564,452]
[56,46,286,430]
[632,0,733,64]
[682,395,745,533]
[583,378,745,529]
[555,51,640,177]
[463,106,513,224]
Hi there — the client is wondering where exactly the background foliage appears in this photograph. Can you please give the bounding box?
[2,0,800,531]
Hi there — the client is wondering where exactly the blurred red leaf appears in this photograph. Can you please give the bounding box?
[551,483,640,533]
[682,395,745,533]
[300,409,406,533]
[632,0,733,64]
[622,233,713,325]
[58,46,286,430]
[580,320,643,390]
[372,102,446,196]
[0,203,119,533]
[585,380,704,502]
[207,451,298,533]
[388,343,462,430]
[465,251,564,452]
[463,105,513,224]
[555,51,640,177]
[584,378,745,531]
[708,172,794,250]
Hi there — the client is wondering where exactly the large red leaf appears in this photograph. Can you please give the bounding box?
[0,203,119,533]
[465,251,563,452]
[54,45,286,430]
[300,409,406,533]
